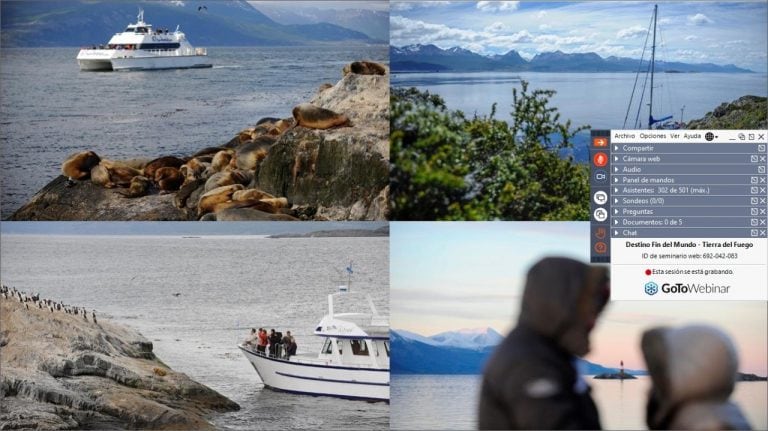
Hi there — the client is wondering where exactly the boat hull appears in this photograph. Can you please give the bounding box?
[77,49,211,71]
[110,55,212,71]
[239,346,389,401]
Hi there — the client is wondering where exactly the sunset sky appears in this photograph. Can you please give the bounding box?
[391,222,768,375]
[390,1,768,72]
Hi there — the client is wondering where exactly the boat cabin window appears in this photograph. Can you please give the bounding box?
[135,27,149,34]
[124,27,134,32]
[322,338,343,354]
[350,339,370,356]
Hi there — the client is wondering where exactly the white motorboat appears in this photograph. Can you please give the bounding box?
[239,285,390,401]
[76,9,212,71]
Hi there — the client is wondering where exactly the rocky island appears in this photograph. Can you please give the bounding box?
[9,61,388,222]
[593,371,638,380]
[0,287,239,430]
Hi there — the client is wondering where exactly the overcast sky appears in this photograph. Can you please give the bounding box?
[390,1,768,72]
[391,222,768,374]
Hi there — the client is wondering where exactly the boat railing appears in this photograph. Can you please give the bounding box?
[240,344,386,369]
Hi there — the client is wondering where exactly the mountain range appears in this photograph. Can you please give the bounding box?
[0,1,386,47]
[391,44,753,73]
[391,328,648,376]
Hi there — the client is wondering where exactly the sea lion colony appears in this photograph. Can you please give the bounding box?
[59,61,387,221]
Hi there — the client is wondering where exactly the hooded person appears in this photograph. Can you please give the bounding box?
[641,325,751,431]
[478,256,610,430]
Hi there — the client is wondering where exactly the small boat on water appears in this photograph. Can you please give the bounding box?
[238,282,389,401]
[76,9,211,71]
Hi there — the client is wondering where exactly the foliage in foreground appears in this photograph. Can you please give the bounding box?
[390,82,591,221]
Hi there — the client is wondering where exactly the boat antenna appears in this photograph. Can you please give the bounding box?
[345,261,354,289]
[648,4,658,130]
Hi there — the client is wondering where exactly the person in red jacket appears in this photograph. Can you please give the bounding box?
[257,328,268,354]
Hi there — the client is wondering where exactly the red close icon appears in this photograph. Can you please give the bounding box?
[593,152,608,167]
[593,137,608,147]
[645,269,652,276]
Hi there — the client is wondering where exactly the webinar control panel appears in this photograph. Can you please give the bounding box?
[590,130,768,300]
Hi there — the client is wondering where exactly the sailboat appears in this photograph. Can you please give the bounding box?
[623,4,682,130]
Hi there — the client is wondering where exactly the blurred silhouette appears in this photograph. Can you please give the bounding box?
[642,325,752,430]
[478,257,610,430]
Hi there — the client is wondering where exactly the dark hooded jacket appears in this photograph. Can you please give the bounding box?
[478,257,609,430]
[642,325,752,431]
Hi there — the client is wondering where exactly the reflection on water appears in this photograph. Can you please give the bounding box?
[391,374,767,430]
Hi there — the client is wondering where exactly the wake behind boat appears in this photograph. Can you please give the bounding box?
[239,282,389,402]
[76,9,211,72]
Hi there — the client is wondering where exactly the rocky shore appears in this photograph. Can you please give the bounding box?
[0,287,239,430]
[686,95,767,129]
[9,61,389,221]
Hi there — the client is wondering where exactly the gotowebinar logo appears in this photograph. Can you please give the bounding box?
[644,282,659,296]
[644,281,731,296]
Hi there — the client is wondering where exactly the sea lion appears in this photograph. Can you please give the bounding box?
[197,184,245,216]
[204,170,252,193]
[174,178,205,208]
[179,158,210,183]
[154,166,184,193]
[215,207,300,221]
[210,150,234,173]
[256,117,281,126]
[117,175,152,198]
[209,199,278,214]
[231,188,275,202]
[232,136,275,171]
[318,83,334,93]
[343,61,387,76]
[90,162,142,188]
[62,151,101,181]
[143,156,186,180]
[192,147,229,158]
[259,197,289,210]
[268,119,293,136]
[292,103,350,130]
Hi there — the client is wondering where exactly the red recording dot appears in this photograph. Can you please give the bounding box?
[645,269,652,276]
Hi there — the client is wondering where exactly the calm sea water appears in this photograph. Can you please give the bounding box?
[391,72,768,128]
[0,234,389,430]
[391,374,767,430]
[0,45,388,219]
[392,72,768,162]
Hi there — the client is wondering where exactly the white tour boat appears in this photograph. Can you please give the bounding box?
[76,9,211,71]
[239,285,390,401]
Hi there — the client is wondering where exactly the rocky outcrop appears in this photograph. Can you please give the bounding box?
[8,61,389,221]
[686,95,767,129]
[593,372,638,380]
[0,296,239,430]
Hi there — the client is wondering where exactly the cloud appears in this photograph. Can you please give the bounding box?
[688,13,713,25]
[391,1,450,11]
[537,10,547,19]
[485,21,507,33]
[617,25,647,39]
[539,24,551,31]
[684,35,698,41]
[477,1,519,12]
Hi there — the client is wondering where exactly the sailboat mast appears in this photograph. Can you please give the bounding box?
[648,4,658,129]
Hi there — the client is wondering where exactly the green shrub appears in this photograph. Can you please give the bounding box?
[390,81,590,220]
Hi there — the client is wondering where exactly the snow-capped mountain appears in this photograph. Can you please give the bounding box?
[430,327,505,349]
[390,44,753,73]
